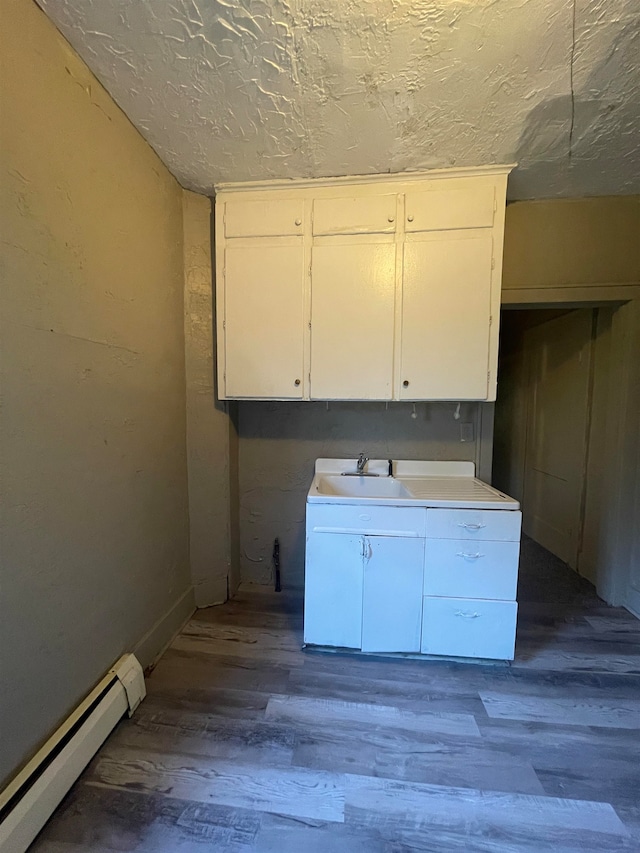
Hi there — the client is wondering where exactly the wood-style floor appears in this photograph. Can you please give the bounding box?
[32,537,640,852]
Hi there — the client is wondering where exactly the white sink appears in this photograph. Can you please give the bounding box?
[316,475,413,500]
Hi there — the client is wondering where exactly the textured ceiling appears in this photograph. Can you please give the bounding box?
[37,0,639,199]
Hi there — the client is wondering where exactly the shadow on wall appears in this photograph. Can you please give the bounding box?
[509,20,639,198]
[235,400,482,589]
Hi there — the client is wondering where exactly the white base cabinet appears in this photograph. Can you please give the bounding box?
[305,502,522,661]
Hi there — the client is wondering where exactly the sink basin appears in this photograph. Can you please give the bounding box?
[316,475,413,500]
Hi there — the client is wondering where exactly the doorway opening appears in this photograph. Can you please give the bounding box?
[492,302,640,615]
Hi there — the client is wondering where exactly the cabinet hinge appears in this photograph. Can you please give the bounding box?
[491,257,495,270]
[223,320,226,329]
[308,322,311,330]
[489,315,493,326]
[487,370,491,383]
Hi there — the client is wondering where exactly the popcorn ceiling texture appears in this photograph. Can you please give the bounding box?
[36,0,639,198]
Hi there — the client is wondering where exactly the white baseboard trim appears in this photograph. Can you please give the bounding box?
[0,655,145,853]
[134,586,196,671]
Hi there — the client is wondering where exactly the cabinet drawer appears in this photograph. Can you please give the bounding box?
[405,184,495,232]
[224,198,304,237]
[424,539,519,600]
[426,509,521,542]
[307,503,426,537]
[421,597,517,660]
[313,195,397,235]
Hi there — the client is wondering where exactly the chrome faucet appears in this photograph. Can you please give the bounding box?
[342,452,379,477]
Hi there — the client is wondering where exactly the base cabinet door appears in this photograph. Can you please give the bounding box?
[421,597,517,660]
[361,536,424,652]
[304,533,363,648]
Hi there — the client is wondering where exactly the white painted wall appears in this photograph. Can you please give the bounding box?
[0,0,193,787]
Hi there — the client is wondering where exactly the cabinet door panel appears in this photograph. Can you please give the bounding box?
[224,244,304,398]
[304,533,363,648]
[361,536,424,652]
[311,242,396,399]
[405,184,495,232]
[225,199,304,237]
[313,195,397,235]
[401,233,493,400]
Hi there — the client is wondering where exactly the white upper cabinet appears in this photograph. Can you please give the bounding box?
[405,181,496,232]
[224,198,304,237]
[312,194,397,235]
[223,243,305,398]
[400,232,494,400]
[310,239,396,400]
[215,167,512,401]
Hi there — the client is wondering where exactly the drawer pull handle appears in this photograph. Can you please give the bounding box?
[457,552,484,560]
[458,522,486,531]
[455,610,480,619]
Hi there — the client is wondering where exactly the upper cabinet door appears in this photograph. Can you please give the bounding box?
[224,243,305,398]
[405,183,495,232]
[313,195,397,235]
[400,232,494,400]
[224,198,304,237]
[310,239,396,399]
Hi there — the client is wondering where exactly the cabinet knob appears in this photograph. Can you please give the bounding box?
[387,215,395,222]
[407,214,414,222]
[294,378,301,386]
[403,380,410,387]
[295,218,302,226]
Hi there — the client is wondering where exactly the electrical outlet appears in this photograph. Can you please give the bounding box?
[460,422,474,442]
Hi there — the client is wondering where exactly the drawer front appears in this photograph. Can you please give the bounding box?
[421,597,517,660]
[313,195,397,235]
[405,184,495,232]
[424,539,519,600]
[224,198,305,237]
[426,509,521,542]
[307,503,426,537]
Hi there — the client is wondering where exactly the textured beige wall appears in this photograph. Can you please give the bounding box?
[0,0,192,786]
[237,401,485,588]
[183,191,238,605]
[503,196,640,291]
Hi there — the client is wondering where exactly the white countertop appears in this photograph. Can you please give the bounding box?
[307,459,520,510]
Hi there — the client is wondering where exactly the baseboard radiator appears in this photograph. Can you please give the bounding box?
[0,654,146,853]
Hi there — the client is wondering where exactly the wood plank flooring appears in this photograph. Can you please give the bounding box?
[31,536,640,852]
